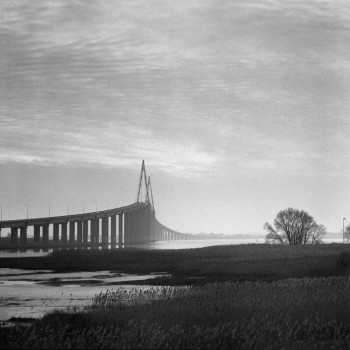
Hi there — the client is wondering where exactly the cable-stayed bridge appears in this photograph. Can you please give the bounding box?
[0,161,191,249]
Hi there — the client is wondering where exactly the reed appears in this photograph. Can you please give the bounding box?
[1,276,349,349]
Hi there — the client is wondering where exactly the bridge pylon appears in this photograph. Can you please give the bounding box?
[136,160,150,204]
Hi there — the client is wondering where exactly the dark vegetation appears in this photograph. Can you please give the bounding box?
[0,244,349,285]
[1,244,350,349]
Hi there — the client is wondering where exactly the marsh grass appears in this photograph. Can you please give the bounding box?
[1,277,349,349]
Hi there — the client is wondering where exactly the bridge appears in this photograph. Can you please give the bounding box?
[0,161,192,249]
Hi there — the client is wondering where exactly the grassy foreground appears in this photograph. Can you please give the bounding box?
[1,244,350,349]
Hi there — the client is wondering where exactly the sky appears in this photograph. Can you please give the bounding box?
[0,0,349,236]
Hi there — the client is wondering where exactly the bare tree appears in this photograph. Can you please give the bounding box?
[310,224,326,244]
[264,208,326,245]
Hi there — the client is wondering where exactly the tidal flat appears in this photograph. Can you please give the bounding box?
[0,244,350,349]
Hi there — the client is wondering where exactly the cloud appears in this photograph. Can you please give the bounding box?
[0,0,349,179]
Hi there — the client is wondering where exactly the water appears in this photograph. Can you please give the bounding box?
[0,269,167,322]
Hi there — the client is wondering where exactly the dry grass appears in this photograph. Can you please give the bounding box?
[1,276,349,349]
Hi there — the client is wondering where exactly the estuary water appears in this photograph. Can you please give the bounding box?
[0,269,167,323]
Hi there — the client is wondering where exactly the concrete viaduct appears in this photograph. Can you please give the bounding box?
[0,161,191,249]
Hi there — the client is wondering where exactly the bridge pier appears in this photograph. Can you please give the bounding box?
[139,208,143,242]
[102,216,108,245]
[34,225,41,244]
[53,223,59,244]
[19,227,27,245]
[133,210,139,243]
[138,209,143,243]
[91,218,99,244]
[111,215,116,244]
[83,220,88,243]
[150,210,155,241]
[77,221,83,244]
[135,210,140,243]
[129,211,135,244]
[42,225,49,244]
[69,222,75,244]
[118,214,123,245]
[90,218,94,244]
[11,227,18,245]
[62,222,68,244]
[124,212,130,245]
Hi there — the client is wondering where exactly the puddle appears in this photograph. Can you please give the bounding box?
[0,268,169,322]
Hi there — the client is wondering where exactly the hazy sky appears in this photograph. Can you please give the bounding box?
[1,0,349,235]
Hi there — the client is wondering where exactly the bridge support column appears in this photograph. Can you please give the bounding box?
[77,221,83,244]
[61,223,68,244]
[34,225,41,244]
[20,226,27,245]
[111,215,116,244]
[150,210,155,241]
[53,223,59,244]
[11,227,18,245]
[92,218,99,244]
[90,219,95,244]
[124,212,130,245]
[143,206,148,242]
[102,216,108,245]
[130,211,136,244]
[146,205,151,241]
[69,222,75,243]
[139,209,143,242]
[135,209,141,243]
[118,214,123,245]
[42,225,49,244]
[83,220,88,244]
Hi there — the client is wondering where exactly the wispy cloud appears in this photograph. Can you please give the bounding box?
[1,0,349,179]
